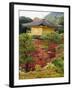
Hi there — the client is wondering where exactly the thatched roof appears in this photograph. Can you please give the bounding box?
[22,19,57,28]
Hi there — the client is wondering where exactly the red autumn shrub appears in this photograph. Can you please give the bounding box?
[48,51,56,58]
[48,42,58,51]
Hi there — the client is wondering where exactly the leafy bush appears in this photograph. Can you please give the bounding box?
[46,32,62,44]
[40,32,62,44]
[19,33,36,72]
[58,29,64,34]
[56,44,64,54]
[40,34,48,40]
[19,61,64,79]
[35,65,42,71]
[52,57,64,73]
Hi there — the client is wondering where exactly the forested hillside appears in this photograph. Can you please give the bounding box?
[44,12,64,25]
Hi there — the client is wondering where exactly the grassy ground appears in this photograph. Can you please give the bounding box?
[19,64,64,79]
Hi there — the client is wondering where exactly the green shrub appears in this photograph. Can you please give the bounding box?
[35,65,42,71]
[56,44,64,53]
[46,32,62,44]
[19,33,36,72]
[40,32,62,44]
[52,57,64,73]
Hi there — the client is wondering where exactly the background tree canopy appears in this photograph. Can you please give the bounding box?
[19,16,32,34]
[44,12,64,34]
[44,12,64,25]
